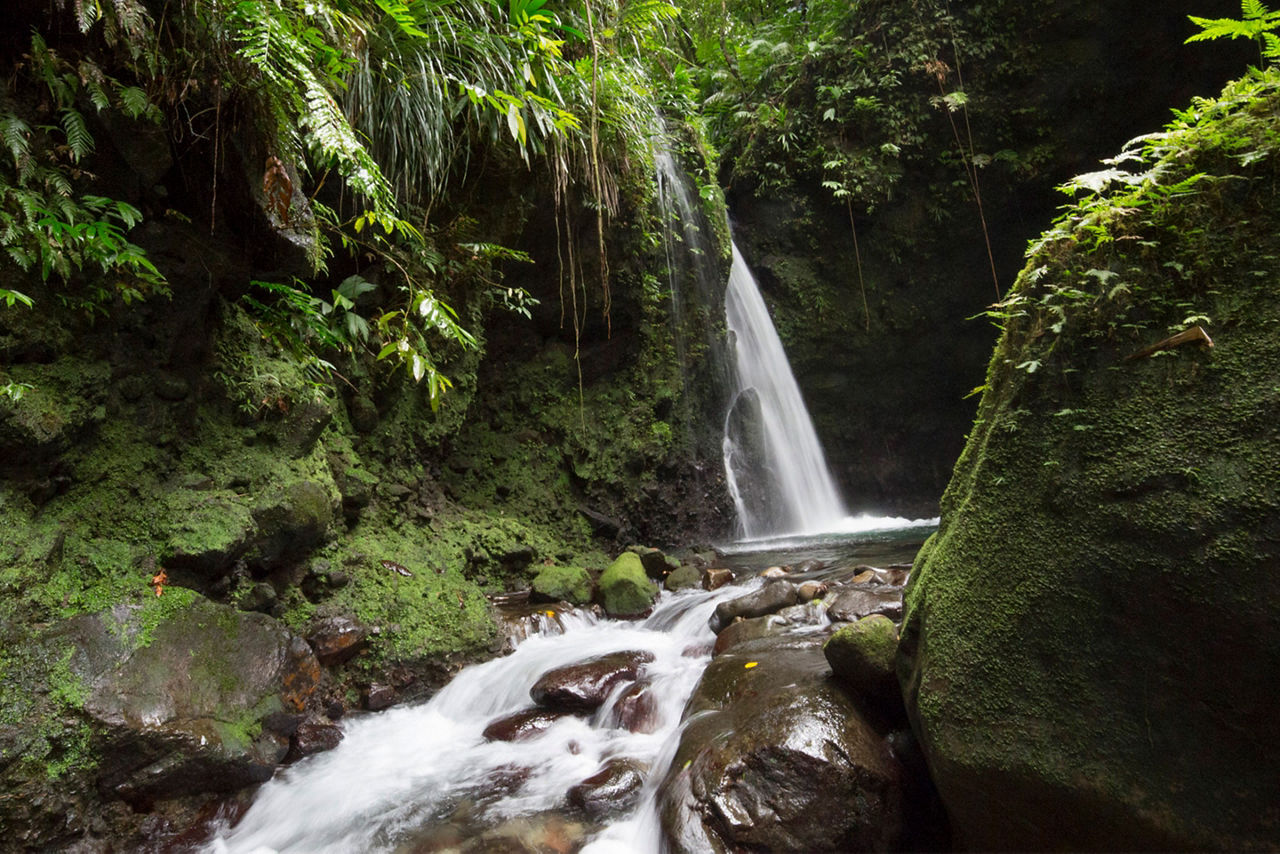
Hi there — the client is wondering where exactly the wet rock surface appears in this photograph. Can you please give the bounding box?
[306,615,369,666]
[659,632,906,852]
[529,650,655,713]
[77,597,320,803]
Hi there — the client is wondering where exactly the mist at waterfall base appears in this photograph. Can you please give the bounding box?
[206,530,930,854]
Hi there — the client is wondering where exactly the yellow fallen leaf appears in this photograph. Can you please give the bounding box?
[744,661,758,669]
[545,611,555,617]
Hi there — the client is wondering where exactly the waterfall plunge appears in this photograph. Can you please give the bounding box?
[722,244,847,538]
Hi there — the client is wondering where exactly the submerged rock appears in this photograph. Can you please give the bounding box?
[567,758,646,819]
[529,650,655,713]
[597,553,658,618]
[659,632,905,852]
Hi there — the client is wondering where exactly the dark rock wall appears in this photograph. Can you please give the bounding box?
[728,0,1251,516]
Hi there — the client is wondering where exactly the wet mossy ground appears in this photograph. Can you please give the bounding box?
[899,69,1280,850]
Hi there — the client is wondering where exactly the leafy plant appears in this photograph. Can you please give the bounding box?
[1186,0,1280,64]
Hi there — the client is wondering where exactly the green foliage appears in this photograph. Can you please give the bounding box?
[0,34,167,313]
[985,67,1280,372]
[1187,0,1280,64]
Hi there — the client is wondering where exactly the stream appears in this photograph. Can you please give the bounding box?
[208,520,932,854]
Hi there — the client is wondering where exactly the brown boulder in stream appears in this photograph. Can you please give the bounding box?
[659,632,905,852]
[530,650,655,713]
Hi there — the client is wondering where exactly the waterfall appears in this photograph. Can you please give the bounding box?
[722,243,847,538]
[654,140,847,540]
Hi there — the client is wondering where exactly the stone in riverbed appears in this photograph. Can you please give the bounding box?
[482,707,571,742]
[568,758,647,819]
[712,614,788,656]
[287,719,343,761]
[664,564,702,592]
[530,650,655,713]
[702,567,733,590]
[823,585,902,622]
[598,553,658,618]
[610,681,660,733]
[630,546,679,580]
[708,580,799,633]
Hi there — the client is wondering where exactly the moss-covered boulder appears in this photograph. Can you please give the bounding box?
[898,71,1280,851]
[530,564,593,605]
[824,614,899,704]
[664,564,702,592]
[598,552,658,618]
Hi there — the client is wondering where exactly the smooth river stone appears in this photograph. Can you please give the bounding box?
[529,650,655,713]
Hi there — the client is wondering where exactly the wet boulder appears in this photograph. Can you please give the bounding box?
[708,580,798,633]
[659,632,905,852]
[631,546,679,580]
[609,681,660,734]
[482,708,571,742]
[598,553,658,618]
[287,719,343,761]
[568,758,647,819]
[530,650,655,713]
[530,564,593,606]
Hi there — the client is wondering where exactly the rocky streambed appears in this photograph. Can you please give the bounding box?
[195,526,946,853]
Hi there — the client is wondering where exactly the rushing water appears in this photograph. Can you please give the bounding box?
[722,243,848,538]
[207,529,929,854]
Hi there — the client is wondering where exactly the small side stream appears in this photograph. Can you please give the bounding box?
[208,523,931,854]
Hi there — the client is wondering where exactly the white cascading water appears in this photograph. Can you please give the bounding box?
[722,242,848,538]
[207,582,754,854]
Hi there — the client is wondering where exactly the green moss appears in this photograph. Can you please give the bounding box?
[531,564,594,605]
[598,552,658,617]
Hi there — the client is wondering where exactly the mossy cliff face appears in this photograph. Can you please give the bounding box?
[726,0,1250,516]
[897,70,1280,850]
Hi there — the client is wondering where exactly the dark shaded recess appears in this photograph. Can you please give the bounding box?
[729,0,1252,518]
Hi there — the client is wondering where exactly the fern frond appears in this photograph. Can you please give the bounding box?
[60,109,95,163]
[0,115,31,165]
